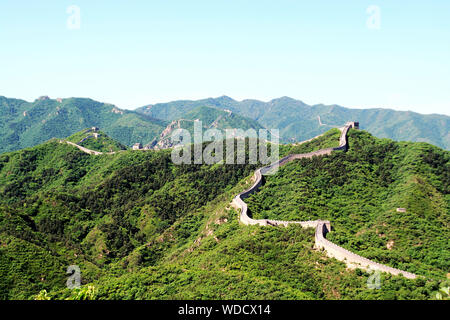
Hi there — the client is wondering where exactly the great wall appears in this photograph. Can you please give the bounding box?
[61,123,418,279]
[231,122,418,279]
[61,141,114,155]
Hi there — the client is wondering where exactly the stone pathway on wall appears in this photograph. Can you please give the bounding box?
[61,125,418,279]
[60,140,147,155]
[231,122,417,279]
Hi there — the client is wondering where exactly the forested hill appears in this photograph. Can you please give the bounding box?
[248,129,449,278]
[137,96,450,149]
[0,128,448,300]
[1,95,449,153]
[0,96,166,153]
[151,106,265,149]
[66,129,128,153]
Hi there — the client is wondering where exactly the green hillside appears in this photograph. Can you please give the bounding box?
[247,130,449,279]
[151,106,265,149]
[0,133,262,299]
[66,129,128,153]
[0,128,448,300]
[137,96,450,149]
[2,95,448,154]
[184,106,263,129]
[0,96,166,153]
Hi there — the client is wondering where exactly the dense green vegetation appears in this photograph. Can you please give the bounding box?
[42,215,446,300]
[0,96,166,153]
[247,130,449,279]
[0,128,448,300]
[66,129,128,153]
[279,128,341,156]
[28,188,447,301]
[2,95,448,153]
[151,106,266,149]
[183,106,263,131]
[0,135,264,299]
[137,96,450,149]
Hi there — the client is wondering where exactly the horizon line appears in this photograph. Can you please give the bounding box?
[1,94,449,118]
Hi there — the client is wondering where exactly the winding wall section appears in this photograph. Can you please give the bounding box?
[232,122,417,279]
[62,141,111,155]
[60,140,133,155]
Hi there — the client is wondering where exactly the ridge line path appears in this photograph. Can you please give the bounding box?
[61,127,418,279]
[58,140,139,155]
[231,122,418,279]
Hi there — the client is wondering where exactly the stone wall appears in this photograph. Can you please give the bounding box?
[61,141,116,155]
[315,222,416,278]
[232,122,417,279]
[64,141,104,155]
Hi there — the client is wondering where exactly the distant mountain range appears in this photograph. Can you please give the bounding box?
[150,106,264,149]
[0,95,449,153]
[0,96,166,154]
[66,128,128,153]
[137,96,450,149]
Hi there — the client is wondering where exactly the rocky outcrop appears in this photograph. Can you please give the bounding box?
[152,120,182,150]
[232,122,417,279]
[111,107,124,115]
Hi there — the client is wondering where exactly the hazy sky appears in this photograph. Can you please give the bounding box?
[0,0,449,115]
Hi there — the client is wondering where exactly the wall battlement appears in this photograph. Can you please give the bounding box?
[232,122,417,279]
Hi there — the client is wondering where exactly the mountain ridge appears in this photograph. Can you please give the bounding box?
[232,122,418,279]
[136,96,450,149]
[0,125,448,299]
[1,95,449,153]
[0,96,167,153]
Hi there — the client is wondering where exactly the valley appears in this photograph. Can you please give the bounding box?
[0,122,447,300]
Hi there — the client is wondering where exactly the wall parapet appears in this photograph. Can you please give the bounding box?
[315,222,416,279]
[232,122,417,279]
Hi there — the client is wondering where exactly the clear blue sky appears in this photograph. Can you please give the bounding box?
[0,0,449,115]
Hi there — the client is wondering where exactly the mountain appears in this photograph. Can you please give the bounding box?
[247,129,449,278]
[0,96,167,153]
[137,96,450,149]
[182,105,263,130]
[150,106,265,149]
[1,95,448,154]
[0,127,448,300]
[66,128,128,153]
